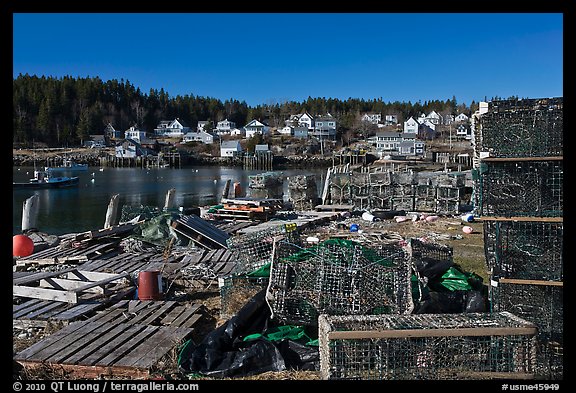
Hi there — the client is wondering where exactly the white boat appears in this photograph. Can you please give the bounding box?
[45,158,88,173]
[13,169,80,189]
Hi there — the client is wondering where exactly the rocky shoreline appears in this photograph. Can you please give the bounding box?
[13,148,337,169]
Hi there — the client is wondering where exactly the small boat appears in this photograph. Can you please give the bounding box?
[45,158,88,173]
[13,169,80,189]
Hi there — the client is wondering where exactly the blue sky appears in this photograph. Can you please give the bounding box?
[13,13,563,107]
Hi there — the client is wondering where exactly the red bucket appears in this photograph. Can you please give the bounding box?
[138,270,163,300]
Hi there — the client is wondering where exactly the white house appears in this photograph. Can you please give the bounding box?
[216,119,236,133]
[384,114,398,125]
[124,125,147,143]
[244,119,270,138]
[454,113,469,122]
[426,110,442,125]
[361,113,381,124]
[286,112,315,131]
[115,139,150,158]
[220,140,243,157]
[404,117,419,133]
[278,126,293,136]
[183,131,214,144]
[230,127,245,137]
[154,118,190,137]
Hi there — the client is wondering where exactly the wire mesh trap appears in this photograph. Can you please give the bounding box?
[477,97,563,158]
[476,159,563,217]
[266,238,414,326]
[489,281,563,380]
[483,219,563,282]
[226,222,301,275]
[318,312,538,380]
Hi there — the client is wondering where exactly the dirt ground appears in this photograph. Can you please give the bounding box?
[13,213,488,381]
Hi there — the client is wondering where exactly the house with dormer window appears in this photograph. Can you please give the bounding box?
[154,118,190,137]
[244,119,270,138]
[216,119,236,134]
[361,113,381,124]
[286,112,315,131]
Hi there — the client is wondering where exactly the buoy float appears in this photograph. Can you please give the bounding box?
[13,234,34,257]
[462,226,474,234]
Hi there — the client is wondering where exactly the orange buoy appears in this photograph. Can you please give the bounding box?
[138,270,163,300]
[13,234,34,257]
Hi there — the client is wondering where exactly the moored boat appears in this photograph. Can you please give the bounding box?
[13,169,80,189]
[45,158,88,173]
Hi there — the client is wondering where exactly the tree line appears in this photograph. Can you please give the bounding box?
[13,73,479,147]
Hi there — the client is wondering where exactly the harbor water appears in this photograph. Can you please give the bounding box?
[12,166,327,236]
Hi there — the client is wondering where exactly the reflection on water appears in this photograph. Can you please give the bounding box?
[13,166,327,236]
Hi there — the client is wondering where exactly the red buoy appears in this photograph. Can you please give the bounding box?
[13,234,34,257]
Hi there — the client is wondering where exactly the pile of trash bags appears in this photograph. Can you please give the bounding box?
[178,290,319,378]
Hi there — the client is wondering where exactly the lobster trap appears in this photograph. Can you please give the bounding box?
[477,97,563,158]
[476,158,563,217]
[219,275,269,320]
[266,239,413,325]
[247,172,284,199]
[489,280,563,380]
[318,312,538,380]
[483,219,563,282]
[287,175,318,211]
[226,222,301,275]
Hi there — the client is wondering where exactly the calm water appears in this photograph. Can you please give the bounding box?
[13,166,327,236]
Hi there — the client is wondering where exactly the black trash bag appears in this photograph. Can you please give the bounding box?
[179,290,284,377]
[413,290,469,314]
[464,289,488,313]
[276,339,320,371]
[413,257,454,280]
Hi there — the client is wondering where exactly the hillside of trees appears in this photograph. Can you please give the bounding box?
[13,74,480,148]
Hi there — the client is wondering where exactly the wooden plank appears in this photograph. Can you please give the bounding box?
[13,285,78,303]
[67,270,129,283]
[159,306,188,326]
[481,156,562,162]
[328,327,538,340]
[114,326,192,368]
[13,267,78,286]
[18,301,66,320]
[51,302,103,321]
[98,325,159,367]
[14,320,107,361]
[40,278,105,294]
[455,371,534,379]
[499,278,563,287]
[66,323,145,365]
[478,216,563,223]
[169,303,203,327]
[180,313,203,329]
[45,320,125,364]
[71,272,130,293]
[13,299,49,317]
[139,301,178,325]
[124,302,166,325]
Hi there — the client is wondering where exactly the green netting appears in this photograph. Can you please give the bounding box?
[243,325,318,346]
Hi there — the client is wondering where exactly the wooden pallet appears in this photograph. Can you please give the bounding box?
[13,269,131,304]
[14,300,204,378]
[13,288,135,328]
